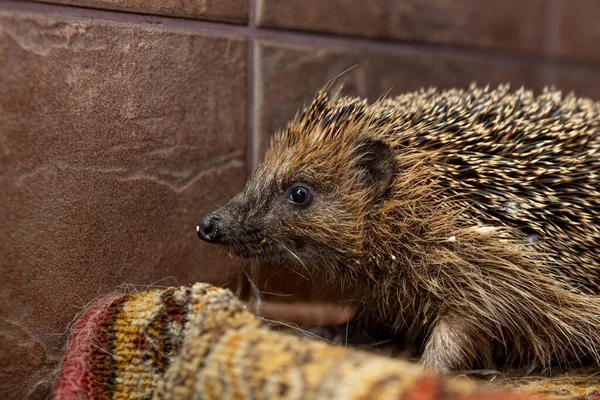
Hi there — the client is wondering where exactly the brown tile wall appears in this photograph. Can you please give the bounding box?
[1,0,599,398]
[257,0,548,53]
[557,0,600,62]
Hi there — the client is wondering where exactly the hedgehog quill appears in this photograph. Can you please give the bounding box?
[197,84,600,374]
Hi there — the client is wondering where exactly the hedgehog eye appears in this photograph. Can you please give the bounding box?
[287,185,312,206]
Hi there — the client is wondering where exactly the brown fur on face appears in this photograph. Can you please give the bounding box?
[201,84,600,374]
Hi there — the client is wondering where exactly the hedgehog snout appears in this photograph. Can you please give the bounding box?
[197,214,223,243]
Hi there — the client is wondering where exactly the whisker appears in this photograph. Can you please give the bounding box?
[244,269,264,316]
[276,241,310,281]
[260,318,339,346]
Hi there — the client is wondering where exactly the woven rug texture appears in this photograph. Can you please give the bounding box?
[52,283,600,400]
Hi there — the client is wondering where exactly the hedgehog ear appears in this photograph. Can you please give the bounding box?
[352,139,395,200]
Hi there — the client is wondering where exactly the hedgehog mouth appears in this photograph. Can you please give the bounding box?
[230,246,273,260]
[221,237,280,261]
[221,236,307,264]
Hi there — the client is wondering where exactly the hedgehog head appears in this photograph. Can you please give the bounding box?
[197,92,396,275]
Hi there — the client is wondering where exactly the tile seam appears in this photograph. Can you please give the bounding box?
[246,0,256,175]
[542,0,561,85]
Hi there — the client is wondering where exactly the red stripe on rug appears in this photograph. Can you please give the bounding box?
[52,294,126,400]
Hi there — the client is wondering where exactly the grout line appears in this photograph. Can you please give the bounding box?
[542,0,562,85]
[1,0,595,70]
[243,0,257,305]
[248,26,594,68]
[246,0,256,176]
[544,0,562,57]
[251,41,263,171]
[248,0,256,29]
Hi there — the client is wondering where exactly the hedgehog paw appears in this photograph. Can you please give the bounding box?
[420,318,474,374]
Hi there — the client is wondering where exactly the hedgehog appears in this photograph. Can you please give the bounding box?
[197,84,600,374]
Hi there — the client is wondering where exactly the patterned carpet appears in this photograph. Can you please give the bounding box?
[494,372,600,399]
[52,283,600,399]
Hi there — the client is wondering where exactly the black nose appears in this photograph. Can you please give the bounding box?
[197,214,222,243]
